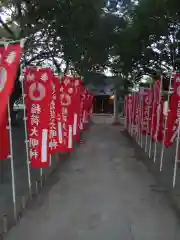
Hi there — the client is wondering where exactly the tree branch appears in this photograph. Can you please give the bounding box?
[0,16,16,39]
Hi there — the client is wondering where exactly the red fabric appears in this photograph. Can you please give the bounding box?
[0,44,22,127]
[49,76,63,154]
[126,95,133,124]
[131,94,138,125]
[164,74,180,147]
[72,78,82,143]
[0,113,9,160]
[140,89,151,135]
[150,80,163,142]
[58,76,76,152]
[24,67,52,168]
[152,100,163,142]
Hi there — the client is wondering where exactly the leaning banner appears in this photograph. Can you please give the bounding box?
[24,67,52,168]
[0,44,22,127]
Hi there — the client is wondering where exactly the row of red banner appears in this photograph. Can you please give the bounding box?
[124,73,180,149]
[0,43,94,168]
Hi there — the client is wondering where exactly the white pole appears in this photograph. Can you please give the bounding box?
[153,77,163,163]
[20,71,32,197]
[140,93,144,148]
[130,91,135,136]
[134,93,139,143]
[173,119,180,188]
[125,96,129,131]
[40,168,43,187]
[138,93,143,146]
[145,86,152,152]
[49,154,52,166]
[148,84,156,158]
[136,93,141,144]
[128,96,132,134]
[7,100,17,220]
[124,97,127,129]
[160,72,173,171]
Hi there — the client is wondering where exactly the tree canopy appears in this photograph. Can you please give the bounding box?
[0,0,180,91]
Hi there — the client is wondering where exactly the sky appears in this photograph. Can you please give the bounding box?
[0,7,113,77]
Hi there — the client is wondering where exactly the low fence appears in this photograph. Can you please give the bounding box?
[0,117,70,237]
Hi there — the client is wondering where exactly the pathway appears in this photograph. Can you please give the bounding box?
[5,118,180,240]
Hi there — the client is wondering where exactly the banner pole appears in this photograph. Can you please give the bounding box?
[140,93,144,148]
[40,168,43,188]
[125,97,128,130]
[20,71,32,197]
[160,72,173,171]
[134,93,139,143]
[148,83,155,158]
[138,92,143,146]
[130,91,135,136]
[173,118,180,188]
[49,154,52,166]
[145,85,152,152]
[136,92,141,144]
[153,77,163,163]
[7,100,17,220]
[128,96,132,134]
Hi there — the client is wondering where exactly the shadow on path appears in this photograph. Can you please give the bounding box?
[5,123,180,240]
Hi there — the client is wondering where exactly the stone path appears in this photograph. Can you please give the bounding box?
[5,121,180,240]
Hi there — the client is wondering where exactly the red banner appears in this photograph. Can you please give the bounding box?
[140,89,150,135]
[164,74,180,147]
[49,76,62,154]
[72,78,82,143]
[24,68,52,168]
[0,44,22,127]
[150,80,163,142]
[131,93,138,125]
[58,76,75,152]
[0,114,9,160]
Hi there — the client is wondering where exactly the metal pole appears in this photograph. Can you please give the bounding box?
[160,72,173,171]
[49,154,52,166]
[134,93,138,143]
[20,71,32,197]
[148,84,156,158]
[130,91,135,137]
[7,100,17,220]
[140,93,144,148]
[40,168,43,188]
[173,120,180,188]
[127,96,131,134]
[145,86,152,152]
[138,93,142,146]
[124,97,128,130]
[135,94,140,143]
[153,77,163,163]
